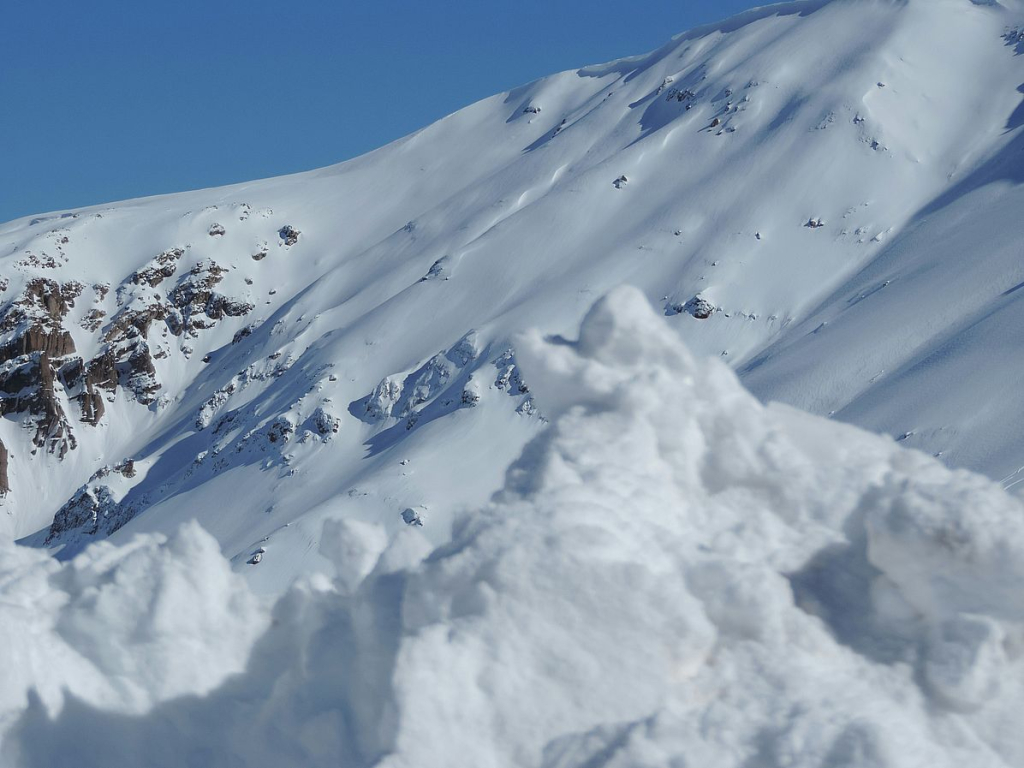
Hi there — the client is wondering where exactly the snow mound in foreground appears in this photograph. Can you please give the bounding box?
[3,287,1023,767]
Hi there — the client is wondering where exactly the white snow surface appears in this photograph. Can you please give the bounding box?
[1,287,1023,766]
[3,0,1024,761]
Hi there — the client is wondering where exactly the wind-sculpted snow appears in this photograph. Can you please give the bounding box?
[0,522,266,741]
[2,288,1022,766]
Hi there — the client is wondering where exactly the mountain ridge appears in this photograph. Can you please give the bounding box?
[0,0,1022,588]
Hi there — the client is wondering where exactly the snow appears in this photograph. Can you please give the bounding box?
[1,287,1022,766]
[0,1,1020,582]
[2,0,1024,761]
[0,521,265,730]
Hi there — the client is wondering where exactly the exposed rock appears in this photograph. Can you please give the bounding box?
[461,383,481,407]
[60,281,84,306]
[0,439,9,497]
[279,225,300,246]
[197,384,236,430]
[613,175,628,189]
[265,417,294,445]
[0,352,77,457]
[666,295,716,319]
[79,308,106,332]
[494,349,529,394]
[46,485,119,542]
[131,247,184,287]
[208,223,226,237]
[311,406,339,437]
[0,278,77,362]
[420,256,449,282]
[665,87,695,102]
[0,279,83,456]
[124,341,160,404]
[167,260,246,336]
[104,302,170,343]
[364,377,403,421]
[402,507,424,526]
[358,335,479,424]
[88,457,137,483]
[74,349,117,424]
[232,324,257,344]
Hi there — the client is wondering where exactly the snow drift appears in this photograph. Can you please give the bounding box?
[2,288,1022,767]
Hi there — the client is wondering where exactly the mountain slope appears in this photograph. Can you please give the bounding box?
[0,0,1022,592]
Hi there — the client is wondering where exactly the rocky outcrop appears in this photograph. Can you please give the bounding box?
[0,278,76,361]
[46,485,120,542]
[310,406,339,437]
[0,279,80,456]
[667,295,716,320]
[131,247,184,288]
[45,458,140,544]
[354,335,536,428]
[279,225,300,246]
[0,439,9,497]
[166,261,252,337]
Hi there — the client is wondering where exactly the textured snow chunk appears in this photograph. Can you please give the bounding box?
[0,522,266,726]
[319,518,387,594]
[864,463,1024,622]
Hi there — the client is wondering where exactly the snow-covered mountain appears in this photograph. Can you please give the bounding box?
[1,0,1023,589]
[3,1,1024,763]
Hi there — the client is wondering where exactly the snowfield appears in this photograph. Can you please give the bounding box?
[2,0,1024,762]
[2,288,1023,766]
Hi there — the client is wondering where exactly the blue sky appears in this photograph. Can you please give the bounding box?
[0,1,759,224]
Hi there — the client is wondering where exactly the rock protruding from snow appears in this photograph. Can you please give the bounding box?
[131,248,184,288]
[667,294,716,319]
[356,333,483,424]
[0,278,80,456]
[278,225,300,246]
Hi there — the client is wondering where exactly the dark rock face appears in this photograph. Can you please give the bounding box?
[665,87,696,103]
[0,439,9,497]
[265,418,294,444]
[311,407,339,437]
[0,279,80,456]
[46,485,119,542]
[131,248,184,288]
[0,237,261,539]
[0,278,76,361]
[279,225,300,246]
[166,261,251,336]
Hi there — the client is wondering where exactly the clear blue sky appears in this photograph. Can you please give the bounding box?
[0,0,759,224]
